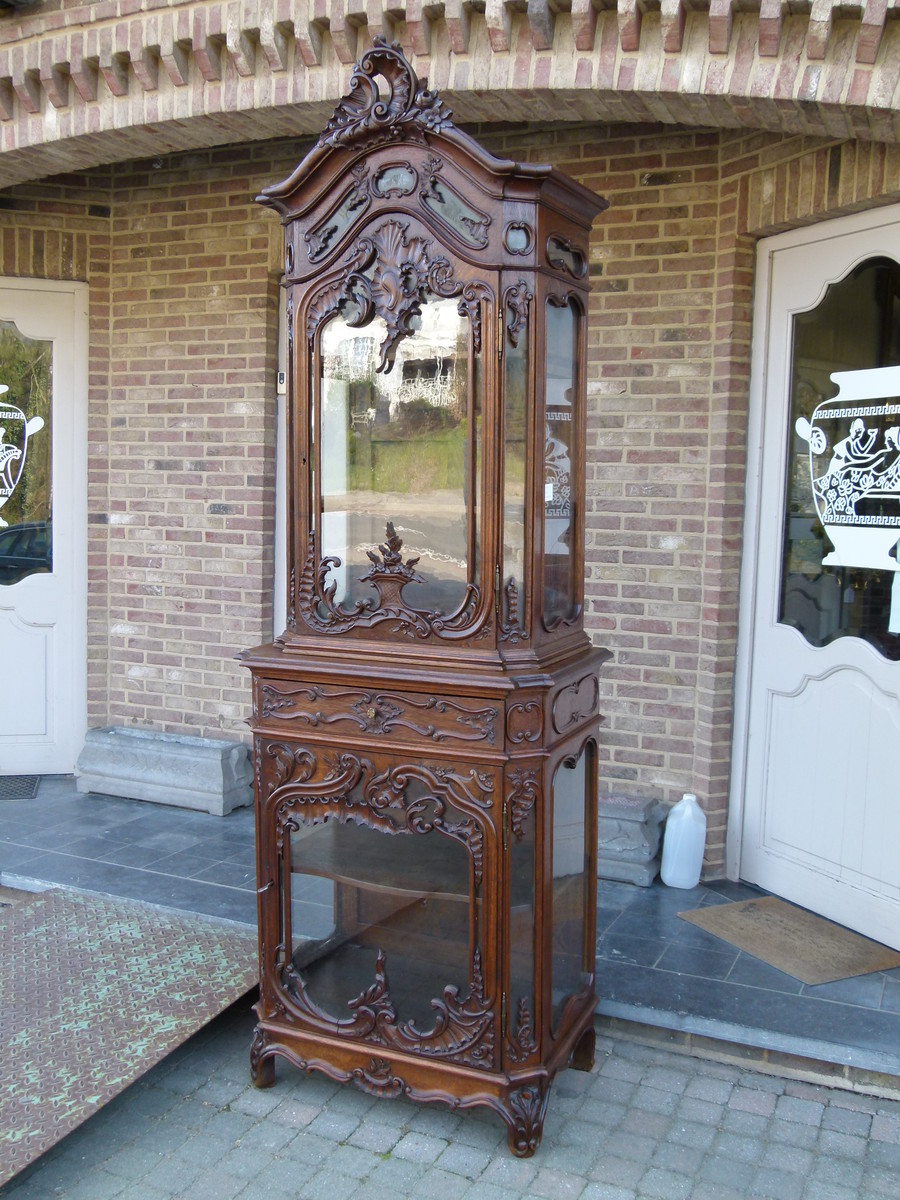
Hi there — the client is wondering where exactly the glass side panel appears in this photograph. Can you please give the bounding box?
[289,809,475,1034]
[503,318,527,606]
[0,321,52,586]
[551,748,589,1034]
[508,773,536,1060]
[319,297,475,615]
[543,299,578,625]
[782,257,900,659]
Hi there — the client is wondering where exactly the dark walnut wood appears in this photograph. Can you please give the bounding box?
[242,38,610,1156]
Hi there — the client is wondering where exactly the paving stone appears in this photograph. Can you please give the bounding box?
[749,1166,805,1199]
[304,1109,362,1143]
[63,1169,129,1200]
[650,1140,705,1175]
[296,1168,359,1200]
[775,1095,826,1126]
[810,1156,865,1187]
[580,1186,636,1200]
[391,1131,449,1164]
[588,1154,645,1188]
[636,1166,693,1199]
[870,1113,900,1143]
[821,1105,873,1136]
[729,1086,777,1116]
[481,1155,540,1190]
[346,1119,404,1153]
[433,1141,494,1179]
[666,1120,717,1150]
[817,1128,868,1159]
[527,1166,587,1198]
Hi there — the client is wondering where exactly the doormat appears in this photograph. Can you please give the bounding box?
[0,889,257,1187]
[0,776,39,802]
[678,896,900,986]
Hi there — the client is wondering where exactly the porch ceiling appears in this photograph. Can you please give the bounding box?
[1,0,899,189]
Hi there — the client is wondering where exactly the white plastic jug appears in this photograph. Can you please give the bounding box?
[660,792,706,888]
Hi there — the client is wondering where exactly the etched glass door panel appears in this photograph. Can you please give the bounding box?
[319,294,479,618]
[287,783,490,1064]
[0,282,86,774]
[0,321,51,584]
[739,213,900,950]
[782,258,900,658]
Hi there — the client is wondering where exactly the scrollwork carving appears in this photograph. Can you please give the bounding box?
[506,1080,550,1157]
[506,996,539,1063]
[499,576,528,644]
[507,768,539,840]
[552,674,600,734]
[318,37,454,152]
[506,700,543,745]
[504,280,532,349]
[258,682,499,745]
[297,523,485,641]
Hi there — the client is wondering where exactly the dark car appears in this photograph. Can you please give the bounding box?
[0,521,52,585]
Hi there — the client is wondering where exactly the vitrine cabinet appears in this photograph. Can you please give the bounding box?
[242,40,609,1155]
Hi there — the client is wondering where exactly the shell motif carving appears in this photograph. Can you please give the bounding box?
[306,220,460,373]
[551,674,600,734]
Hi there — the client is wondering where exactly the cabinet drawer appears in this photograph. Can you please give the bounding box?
[254,679,501,748]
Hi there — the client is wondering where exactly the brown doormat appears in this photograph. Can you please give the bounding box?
[679,896,900,986]
[0,889,257,1187]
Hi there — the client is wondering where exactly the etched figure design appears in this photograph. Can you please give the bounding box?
[0,385,45,528]
[794,368,900,573]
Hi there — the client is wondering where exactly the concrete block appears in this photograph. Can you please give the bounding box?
[75,726,253,816]
[597,792,665,886]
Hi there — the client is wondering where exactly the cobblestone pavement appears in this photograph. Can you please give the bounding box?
[3,995,899,1200]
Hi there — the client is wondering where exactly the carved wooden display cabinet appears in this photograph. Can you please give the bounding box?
[242,41,610,1156]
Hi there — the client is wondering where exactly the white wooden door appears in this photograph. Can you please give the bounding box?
[735,208,900,950]
[0,281,87,774]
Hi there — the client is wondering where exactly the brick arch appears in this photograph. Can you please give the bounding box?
[2,0,899,189]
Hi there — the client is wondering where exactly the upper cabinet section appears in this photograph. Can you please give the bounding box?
[258,39,607,284]
[258,40,607,658]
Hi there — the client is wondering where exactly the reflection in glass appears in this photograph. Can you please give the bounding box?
[508,774,536,1058]
[543,300,578,625]
[550,747,590,1034]
[503,319,527,606]
[319,297,477,615]
[289,805,475,1033]
[0,321,52,586]
[781,258,900,659]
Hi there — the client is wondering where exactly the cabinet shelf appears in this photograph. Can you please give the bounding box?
[291,820,470,902]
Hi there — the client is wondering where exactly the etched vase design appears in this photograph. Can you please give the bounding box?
[795,366,900,571]
[0,384,45,529]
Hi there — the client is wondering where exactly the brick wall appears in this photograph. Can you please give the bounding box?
[5,123,900,869]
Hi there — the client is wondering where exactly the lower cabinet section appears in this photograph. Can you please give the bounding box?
[244,659,603,1156]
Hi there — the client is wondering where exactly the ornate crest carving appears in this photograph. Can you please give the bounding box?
[318,37,454,152]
